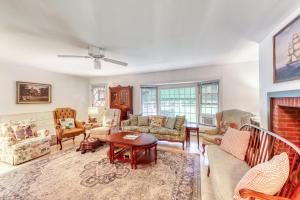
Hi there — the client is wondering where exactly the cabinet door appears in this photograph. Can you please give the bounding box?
[110,92,119,106]
[120,90,129,106]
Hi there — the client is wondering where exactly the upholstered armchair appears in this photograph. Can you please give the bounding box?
[201,109,253,154]
[89,108,121,141]
[53,108,86,150]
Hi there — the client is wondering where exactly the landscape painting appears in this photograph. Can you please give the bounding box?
[273,15,300,83]
[16,82,52,104]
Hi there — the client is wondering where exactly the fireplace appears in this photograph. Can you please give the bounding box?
[269,91,300,148]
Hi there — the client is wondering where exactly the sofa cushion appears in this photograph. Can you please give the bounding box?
[165,117,176,129]
[129,114,139,126]
[175,115,185,130]
[90,127,110,135]
[149,127,160,134]
[207,145,250,200]
[150,127,180,136]
[233,153,289,200]
[13,125,35,140]
[149,116,165,127]
[136,126,150,132]
[138,116,149,126]
[122,126,150,133]
[62,128,83,137]
[123,126,139,131]
[220,127,250,160]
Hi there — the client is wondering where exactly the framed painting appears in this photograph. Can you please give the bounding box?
[273,15,300,83]
[16,81,52,104]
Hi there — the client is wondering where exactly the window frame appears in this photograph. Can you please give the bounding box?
[140,81,220,126]
[140,86,158,116]
[91,84,107,107]
[158,85,198,123]
[198,81,220,126]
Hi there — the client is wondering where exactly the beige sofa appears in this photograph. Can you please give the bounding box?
[0,120,50,165]
[207,145,250,200]
[121,115,186,149]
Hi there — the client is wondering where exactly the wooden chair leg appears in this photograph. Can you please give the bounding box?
[72,137,75,144]
[59,139,62,150]
[202,143,206,155]
[182,141,185,150]
[56,137,59,145]
[207,166,210,177]
[83,133,86,139]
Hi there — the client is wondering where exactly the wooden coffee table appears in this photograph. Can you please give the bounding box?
[107,132,158,169]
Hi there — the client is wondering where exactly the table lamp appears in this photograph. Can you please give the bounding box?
[88,107,99,123]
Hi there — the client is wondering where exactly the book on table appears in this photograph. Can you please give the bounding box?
[123,134,140,140]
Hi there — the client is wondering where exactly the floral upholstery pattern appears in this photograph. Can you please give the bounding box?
[149,116,165,127]
[122,126,150,133]
[121,115,186,143]
[0,121,50,165]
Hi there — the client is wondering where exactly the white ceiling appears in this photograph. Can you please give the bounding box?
[0,0,299,77]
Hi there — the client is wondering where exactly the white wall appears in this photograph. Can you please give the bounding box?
[0,63,89,120]
[90,61,259,115]
[259,7,300,129]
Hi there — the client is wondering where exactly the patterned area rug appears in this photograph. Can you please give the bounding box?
[0,146,201,200]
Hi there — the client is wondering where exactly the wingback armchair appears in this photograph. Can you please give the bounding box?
[53,108,86,150]
[201,109,253,154]
[89,108,121,141]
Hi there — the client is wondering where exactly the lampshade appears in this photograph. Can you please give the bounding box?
[88,107,99,115]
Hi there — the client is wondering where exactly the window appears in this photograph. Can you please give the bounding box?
[159,87,197,123]
[141,87,157,115]
[199,81,219,126]
[140,81,219,125]
[91,85,106,106]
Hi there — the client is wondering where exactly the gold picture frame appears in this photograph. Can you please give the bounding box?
[16,81,52,104]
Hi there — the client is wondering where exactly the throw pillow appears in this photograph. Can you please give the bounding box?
[233,152,289,200]
[220,127,250,160]
[174,115,185,131]
[165,117,176,129]
[138,116,149,126]
[129,114,139,126]
[12,125,26,140]
[59,118,75,129]
[149,116,164,127]
[10,119,37,136]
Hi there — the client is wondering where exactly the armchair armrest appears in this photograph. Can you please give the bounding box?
[75,120,85,130]
[239,189,290,200]
[36,129,50,137]
[205,129,222,135]
[55,124,62,130]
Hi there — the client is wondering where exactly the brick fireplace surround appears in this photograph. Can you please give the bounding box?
[271,96,300,148]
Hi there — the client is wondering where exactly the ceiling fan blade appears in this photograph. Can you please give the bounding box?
[102,57,128,66]
[57,55,91,59]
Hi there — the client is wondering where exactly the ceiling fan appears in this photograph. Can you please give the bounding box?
[57,46,128,70]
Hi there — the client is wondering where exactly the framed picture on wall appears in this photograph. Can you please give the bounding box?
[16,81,52,104]
[273,15,300,83]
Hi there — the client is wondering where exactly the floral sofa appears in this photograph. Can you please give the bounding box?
[0,120,51,165]
[121,115,186,149]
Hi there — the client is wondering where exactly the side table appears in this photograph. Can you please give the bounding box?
[85,123,101,136]
[185,123,200,149]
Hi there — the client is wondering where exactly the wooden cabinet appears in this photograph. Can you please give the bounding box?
[109,85,133,121]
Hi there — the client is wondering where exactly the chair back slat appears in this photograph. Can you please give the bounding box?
[241,124,300,198]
